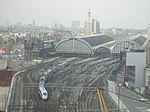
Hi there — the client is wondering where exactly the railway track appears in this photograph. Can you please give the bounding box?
[6,56,118,112]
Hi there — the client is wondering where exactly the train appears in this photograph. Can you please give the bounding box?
[57,62,69,70]
[39,76,46,86]
[38,62,68,100]
[78,88,84,101]
[38,69,51,100]
[39,86,48,100]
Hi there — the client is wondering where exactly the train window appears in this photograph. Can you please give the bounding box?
[40,78,44,81]
[39,90,42,95]
[43,93,47,96]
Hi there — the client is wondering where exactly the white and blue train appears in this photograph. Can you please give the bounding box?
[39,86,48,100]
[39,76,46,86]
[38,62,69,100]
[39,69,52,100]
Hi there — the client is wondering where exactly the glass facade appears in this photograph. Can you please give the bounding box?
[94,47,111,57]
[127,66,135,83]
[112,41,141,54]
[55,38,92,54]
[148,76,150,85]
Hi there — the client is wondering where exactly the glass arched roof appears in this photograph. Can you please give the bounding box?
[132,35,147,46]
[80,34,114,47]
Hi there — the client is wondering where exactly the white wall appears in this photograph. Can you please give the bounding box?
[126,52,146,87]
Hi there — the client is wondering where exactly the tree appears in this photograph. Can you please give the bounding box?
[6,39,15,53]
[0,37,3,45]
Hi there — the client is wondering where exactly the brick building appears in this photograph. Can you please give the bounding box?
[24,37,56,60]
[0,60,12,86]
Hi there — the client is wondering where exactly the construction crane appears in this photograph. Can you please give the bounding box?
[97,87,108,112]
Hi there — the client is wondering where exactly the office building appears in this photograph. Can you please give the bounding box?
[85,8,91,35]
[51,20,61,27]
[92,19,100,34]
[71,20,80,29]
[32,20,35,26]
[126,50,146,88]
[145,67,150,95]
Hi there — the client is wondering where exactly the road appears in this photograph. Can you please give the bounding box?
[119,87,150,112]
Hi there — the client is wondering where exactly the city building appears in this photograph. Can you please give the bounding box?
[24,37,56,60]
[144,24,150,94]
[0,46,8,55]
[0,60,12,86]
[126,50,146,88]
[32,20,35,26]
[91,19,100,34]
[144,67,150,95]
[146,47,150,65]
[84,9,101,35]
[71,20,80,29]
[85,9,91,35]
[51,20,62,28]
[145,24,150,65]
[24,37,44,60]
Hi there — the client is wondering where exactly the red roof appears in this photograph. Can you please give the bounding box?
[0,46,8,51]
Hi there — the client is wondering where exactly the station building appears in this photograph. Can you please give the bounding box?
[54,34,147,57]
[55,34,114,57]
[23,32,150,91]
[24,34,148,59]
[111,34,147,55]
[54,33,150,90]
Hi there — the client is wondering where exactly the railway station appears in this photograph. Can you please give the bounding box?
[1,1,150,111]
[55,34,147,57]
[5,31,150,112]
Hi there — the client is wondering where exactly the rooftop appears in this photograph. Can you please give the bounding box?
[0,60,7,70]
[79,34,114,47]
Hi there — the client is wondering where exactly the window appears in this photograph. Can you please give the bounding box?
[127,66,135,78]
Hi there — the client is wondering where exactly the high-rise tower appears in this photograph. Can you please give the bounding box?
[85,8,91,35]
[71,20,80,29]
[92,19,100,34]
[32,20,35,26]
[147,24,150,40]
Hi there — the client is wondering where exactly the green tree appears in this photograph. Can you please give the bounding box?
[104,31,115,37]
[6,39,15,53]
[0,37,3,45]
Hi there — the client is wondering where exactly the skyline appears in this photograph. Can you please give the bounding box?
[0,0,150,29]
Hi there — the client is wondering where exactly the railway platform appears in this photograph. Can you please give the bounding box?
[108,80,129,111]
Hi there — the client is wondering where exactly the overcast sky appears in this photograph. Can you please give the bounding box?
[0,0,150,29]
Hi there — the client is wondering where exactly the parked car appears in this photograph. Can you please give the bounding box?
[140,97,149,102]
